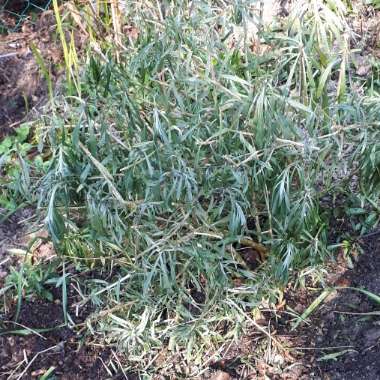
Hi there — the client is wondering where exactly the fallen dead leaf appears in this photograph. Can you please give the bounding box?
[356,64,371,77]
[124,25,139,40]
[34,241,56,262]
[210,370,231,380]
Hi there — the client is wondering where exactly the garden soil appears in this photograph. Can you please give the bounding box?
[205,233,380,380]
[0,9,61,137]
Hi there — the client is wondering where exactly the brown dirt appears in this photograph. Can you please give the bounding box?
[0,209,128,378]
[0,8,106,379]
[0,288,119,379]
[1,1,52,14]
[307,233,380,380]
[0,8,65,137]
[204,231,380,380]
[0,211,128,379]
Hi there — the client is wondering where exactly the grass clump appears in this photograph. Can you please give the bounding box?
[5,0,380,375]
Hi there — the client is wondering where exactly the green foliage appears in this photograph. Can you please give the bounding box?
[6,262,56,304]
[8,0,380,373]
[0,125,32,211]
[365,0,380,9]
[0,124,49,215]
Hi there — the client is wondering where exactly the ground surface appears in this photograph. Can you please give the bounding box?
[0,290,114,379]
[0,211,126,378]
[1,3,380,380]
[0,211,129,379]
[0,13,56,136]
[1,231,379,379]
[204,233,380,380]
[309,234,380,380]
[283,233,380,380]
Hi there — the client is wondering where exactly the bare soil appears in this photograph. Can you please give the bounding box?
[0,212,128,379]
[0,8,64,137]
[0,213,130,378]
[308,233,380,379]
[0,210,128,379]
[0,1,76,138]
[0,283,122,379]
[0,7,109,379]
[205,232,380,380]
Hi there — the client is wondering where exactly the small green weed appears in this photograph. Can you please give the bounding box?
[0,124,32,213]
[6,263,56,303]
[0,123,49,218]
